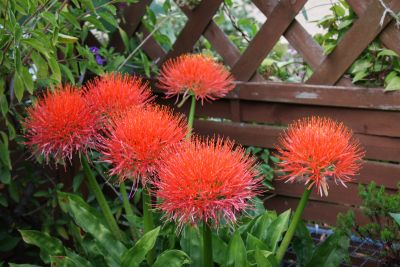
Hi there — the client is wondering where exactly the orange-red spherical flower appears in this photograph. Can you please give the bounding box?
[157,54,235,104]
[85,73,153,117]
[100,105,188,185]
[23,85,100,162]
[276,117,364,197]
[154,137,262,229]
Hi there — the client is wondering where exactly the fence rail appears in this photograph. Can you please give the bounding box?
[109,0,400,225]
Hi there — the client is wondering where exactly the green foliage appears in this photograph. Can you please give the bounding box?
[314,0,400,90]
[245,146,277,190]
[337,182,400,265]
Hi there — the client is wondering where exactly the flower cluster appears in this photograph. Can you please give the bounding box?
[276,117,364,196]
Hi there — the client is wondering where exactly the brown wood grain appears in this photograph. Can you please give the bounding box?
[193,120,400,162]
[347,0,400,56]
[229,82,400,110]
[160,0,223,64]
[138,25,166,62]
[264,195,369,225]
[231,0,307,81]
[307,0,400,85]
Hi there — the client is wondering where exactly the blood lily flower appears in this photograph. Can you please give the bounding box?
[154,137,262,229]
[100,106,187,185]
[85,73,153,118]
[276,117,364,197]
[23,85,100,162]
[157,54,235,104]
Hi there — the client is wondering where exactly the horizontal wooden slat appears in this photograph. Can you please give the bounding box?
[194,120,400,162]
[264,195,369,225]
[229,82,400,110]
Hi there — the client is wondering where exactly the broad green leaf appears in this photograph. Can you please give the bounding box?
[0,133,11,170]
[292,221,314,266]
[19,230,65,264]
[121,227,161,267]
[250,211,277,242]
[180,225,202,267]
[13,72,24,102]
[50,256,77,267]
[0,234,19,251]
[226,231,248,267]
[0,169,10,184]
[212,233,228,265]
[60,64,75,84]
[57,192,126,263]
[265,209,290,252]
[255,249,279,267]
[305,232,350,267]
[118,27,130,51]
[385,76,400,91]
[152,250,191,267]
[389,213,400,225]
[246,233,268,251]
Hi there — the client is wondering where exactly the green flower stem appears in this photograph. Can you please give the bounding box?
[203,221,213,267]
[143,188,156,264]
[119,181,138,240]
[275,187,312,264]
[186,94,196,138]
[81,155,123,241]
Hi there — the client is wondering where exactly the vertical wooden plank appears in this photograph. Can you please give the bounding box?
[231,0,307,81]
[307,0,400,85]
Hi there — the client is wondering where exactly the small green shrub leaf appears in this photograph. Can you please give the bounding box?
[152,250,191,267]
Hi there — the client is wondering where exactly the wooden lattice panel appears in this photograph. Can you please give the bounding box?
[108,0,400,225]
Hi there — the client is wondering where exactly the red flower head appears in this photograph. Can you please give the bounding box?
[24,85,100,162]
[85,73,153,118]
[154,137,262,229]
[276,117,364,197]
[157,54,235,104]
[101,105,188,185]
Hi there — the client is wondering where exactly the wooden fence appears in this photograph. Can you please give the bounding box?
[109,0,400,225]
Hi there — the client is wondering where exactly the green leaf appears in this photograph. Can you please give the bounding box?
[0,132,11,170]
[19,230,65,264]
[13,72,25,102]
[246,233,268,251]
[250,211,277,242]
[292,221,314,266]
[0,193,8,207]
[0,95,9,116]
[31,52,49,79]
[385,76,400,91]
[21,38,50,58]
[305,232,350,267]
[121,227,161,267]
[58,33,79,44]
[377,49,398,58]
[65,249,92,267]
[48,56,61,83]
[180,225,202,267]
[226,231,248,267]
[265,209,290,252]
[118,27,130,51]
[152,250,191,267]
[57,192,126,263]
[255,249,279,267]
[212,234,228,265]
[21,67,34,94]
[50,256,77,267]
[389,212,400,225]
[9,264,43,267]
[60,64,75,84]
[0,169,11,184]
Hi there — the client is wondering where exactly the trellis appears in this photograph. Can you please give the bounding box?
[108,0,400,225]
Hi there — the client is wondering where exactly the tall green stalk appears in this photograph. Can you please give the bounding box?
[186,95,196,138]
[119,181,138,240]
[81,155,123,241]
[275,187,312,263]
[143,188,156,264]
[203,221,213,267]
